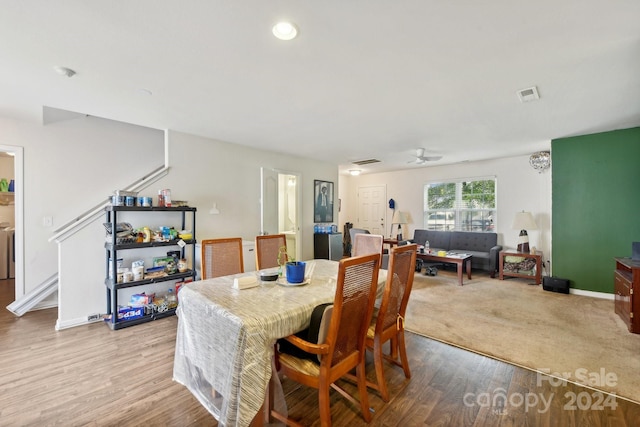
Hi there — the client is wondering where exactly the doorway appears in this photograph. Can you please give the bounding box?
[0,145,23,301]
[260,167,301,262]
[357,185,387,236]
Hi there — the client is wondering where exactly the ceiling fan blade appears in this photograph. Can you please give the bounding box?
[422,155,442,161]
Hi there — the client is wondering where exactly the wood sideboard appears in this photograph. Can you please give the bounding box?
[614,257,640,333]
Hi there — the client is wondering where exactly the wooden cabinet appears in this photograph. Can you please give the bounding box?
[614,257,640,333]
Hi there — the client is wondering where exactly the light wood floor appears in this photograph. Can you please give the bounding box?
[1,279,639,426]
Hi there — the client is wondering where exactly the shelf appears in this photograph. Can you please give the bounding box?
[105,239,196,250]
[105,205,196,212]
[105,270,195,290]
[104,205,196,330]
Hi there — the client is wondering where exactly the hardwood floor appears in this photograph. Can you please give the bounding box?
[1,279,639,426]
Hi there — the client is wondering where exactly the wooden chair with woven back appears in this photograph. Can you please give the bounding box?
[364,243,417,402]
[351,233,383,263]
[270,253,381,426]
[255,234,287,270]
[200,237,244,279]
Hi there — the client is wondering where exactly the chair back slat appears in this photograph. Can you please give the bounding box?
[255,234,287,270]
[352,233,384,265]
[201,238,244,279]
[325,253,380,367]
[377,244,417,332]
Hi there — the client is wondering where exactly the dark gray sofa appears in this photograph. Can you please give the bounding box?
[410,230,502,277]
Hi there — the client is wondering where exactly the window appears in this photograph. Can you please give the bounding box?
[424,177,496,232]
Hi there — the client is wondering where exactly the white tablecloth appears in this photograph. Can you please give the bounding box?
[173,259,387,427]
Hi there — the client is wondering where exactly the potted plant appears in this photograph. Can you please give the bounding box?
[278,246,306,283]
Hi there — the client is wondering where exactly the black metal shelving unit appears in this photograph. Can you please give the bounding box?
[104,205,197,330]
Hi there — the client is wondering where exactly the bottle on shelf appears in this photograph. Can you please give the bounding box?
[166,288,178,309]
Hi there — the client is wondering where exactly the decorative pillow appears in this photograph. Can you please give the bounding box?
[278,303,333,363]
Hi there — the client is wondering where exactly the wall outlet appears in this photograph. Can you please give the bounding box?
[87,313,101,322]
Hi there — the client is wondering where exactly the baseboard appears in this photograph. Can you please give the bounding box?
[570,288,614,300]
[55,316,101,331]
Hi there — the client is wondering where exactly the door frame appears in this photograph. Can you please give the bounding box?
[260,167,302,262]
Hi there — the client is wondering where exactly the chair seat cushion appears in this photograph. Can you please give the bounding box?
[277,303,333,362]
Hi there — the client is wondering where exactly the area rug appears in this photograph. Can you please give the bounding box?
[405,270,640,403]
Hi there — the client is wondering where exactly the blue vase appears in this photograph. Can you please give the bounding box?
[286,261,306,283]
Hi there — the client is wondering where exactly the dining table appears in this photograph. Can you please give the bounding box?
[173,259,388,427]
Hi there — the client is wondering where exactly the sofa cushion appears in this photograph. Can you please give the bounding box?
[449,231,497,253]
[413,230,451,250]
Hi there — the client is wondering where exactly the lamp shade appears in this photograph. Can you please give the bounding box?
[511,211,537,230]
[391,210,409,225]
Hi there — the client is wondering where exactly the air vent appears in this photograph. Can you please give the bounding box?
[352,159,381,166]
[517,86,540,103]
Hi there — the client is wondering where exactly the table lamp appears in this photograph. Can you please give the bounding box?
[391,210,409,240]
[512,211,537,253]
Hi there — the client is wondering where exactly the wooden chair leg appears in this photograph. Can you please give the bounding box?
[356,361,373,422]
[319,378,332,427]
[397,330,411,379]
[373,337,390,402]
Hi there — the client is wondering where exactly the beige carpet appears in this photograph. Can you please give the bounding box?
[405,269,640,403]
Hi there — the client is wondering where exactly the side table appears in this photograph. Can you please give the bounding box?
[499,251,543,285]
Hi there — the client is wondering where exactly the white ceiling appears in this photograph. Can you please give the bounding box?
[1,1,639,175]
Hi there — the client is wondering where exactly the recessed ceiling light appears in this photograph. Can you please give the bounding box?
[349,170,362,176]
[272,21,298,40]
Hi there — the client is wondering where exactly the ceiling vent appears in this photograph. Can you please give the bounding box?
[517,86,540,103]
[352,158,381,166]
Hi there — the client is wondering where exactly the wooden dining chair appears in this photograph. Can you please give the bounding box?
[200,237,244,279]
[365,243,417,402]
[255,234,287,270]
[271,253,381,426]
[352,233,384,266]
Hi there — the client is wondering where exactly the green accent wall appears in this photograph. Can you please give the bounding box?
[552,127,640,293]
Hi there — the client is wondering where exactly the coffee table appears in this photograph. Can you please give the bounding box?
[416,251,472,286]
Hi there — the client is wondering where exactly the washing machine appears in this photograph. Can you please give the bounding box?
[7,227,14,278]
[0,226,10,279]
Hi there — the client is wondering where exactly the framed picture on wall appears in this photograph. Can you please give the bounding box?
[314,180,334,223]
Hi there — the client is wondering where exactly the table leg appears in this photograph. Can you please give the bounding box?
[457,260,463,286]
[466,259,472,280]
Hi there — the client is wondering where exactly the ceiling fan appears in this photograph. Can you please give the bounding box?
[409,148,442,164]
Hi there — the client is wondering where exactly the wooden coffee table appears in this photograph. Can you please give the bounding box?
[416,251,472,285]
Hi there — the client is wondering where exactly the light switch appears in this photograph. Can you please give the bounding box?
[43,216,53,227]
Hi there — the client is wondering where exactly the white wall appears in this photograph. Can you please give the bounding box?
[0,114,338,328]
[338,155,552,265]
[158,130,336,260]
[0,114,164,310]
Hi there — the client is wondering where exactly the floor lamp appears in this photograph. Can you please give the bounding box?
[391,210,408,240]
[512,211,537,253]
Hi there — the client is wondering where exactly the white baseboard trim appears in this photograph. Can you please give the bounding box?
[55,316,102,330]
[570,288,614,300]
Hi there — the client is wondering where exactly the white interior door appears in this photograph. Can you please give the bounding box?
[357,185,386,235]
